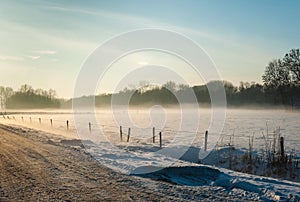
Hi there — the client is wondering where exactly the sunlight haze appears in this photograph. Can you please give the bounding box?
[0,0,299,97]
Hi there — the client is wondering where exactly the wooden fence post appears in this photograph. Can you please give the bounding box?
[50,119,53,127]
[120,126,123,141]
[39,118,41,124]
[204,130,208,151]
[280,136,285,161]
[127,128,131,142]
[89,122,92,133]
[66,120,69,130]
[153,127,155,143]
[159,132,162,148]
[21,116,23,122]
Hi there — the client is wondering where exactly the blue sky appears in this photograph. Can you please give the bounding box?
[0,0,299,97]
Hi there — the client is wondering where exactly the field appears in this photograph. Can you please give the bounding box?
[0,108,300,201]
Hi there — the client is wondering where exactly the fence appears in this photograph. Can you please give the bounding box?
[0,114,210,149]
[1,113,299,152]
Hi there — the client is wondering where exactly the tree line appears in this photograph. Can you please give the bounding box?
[92,79,298,107]
[0,84,60,109]
[1,49,299,109]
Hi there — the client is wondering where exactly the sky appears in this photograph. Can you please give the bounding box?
[0,0,299,98]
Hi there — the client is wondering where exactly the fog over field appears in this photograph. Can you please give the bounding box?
[2,107,299,151]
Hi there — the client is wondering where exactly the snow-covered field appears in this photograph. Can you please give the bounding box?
[1,108,300,201]
[2,108,299,151]
[2,108,299,155]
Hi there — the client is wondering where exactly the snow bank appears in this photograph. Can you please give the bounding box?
[132,165,300,201]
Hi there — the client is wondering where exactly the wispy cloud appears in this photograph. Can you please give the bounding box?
[32,50,57,55]
[0,55,24,61]
[27,55,41,60]
[44,5,240,49]
[46,6,170,31]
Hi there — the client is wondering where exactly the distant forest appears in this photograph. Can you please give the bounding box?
[1,49,299,109]
[68,79,300,108]
[0,84,60,109]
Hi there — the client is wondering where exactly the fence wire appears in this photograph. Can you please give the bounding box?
[1,114,299,150]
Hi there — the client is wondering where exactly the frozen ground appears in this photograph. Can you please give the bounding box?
[1,123,299,201]
[0,124,264,201]
[1,109,300,201]
[85,141,300,201]
[1,108,300,153]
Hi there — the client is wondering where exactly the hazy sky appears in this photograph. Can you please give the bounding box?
[0,0,299,98]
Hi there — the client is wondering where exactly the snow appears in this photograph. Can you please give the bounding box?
[82,140,300,201]
[1,109,300,201]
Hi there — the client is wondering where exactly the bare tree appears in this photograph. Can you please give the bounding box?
[262,59,291,105]
[0,87,14,109]
[262,59,291,88]
[35,88,44,96]
[0,86,4,109]
[138,81,150,93]
[162,81,177,92]
[19,84,33,94]
[283,49,300,84]
[48,89,57,99]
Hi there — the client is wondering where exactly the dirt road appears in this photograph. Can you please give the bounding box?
[0,124,169,201]
[0,124,255,201]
